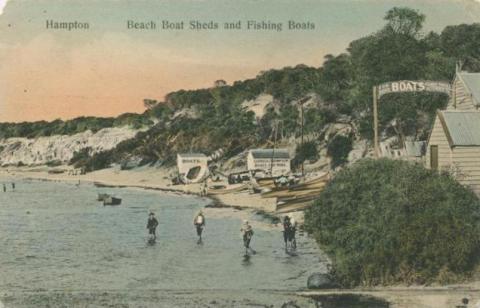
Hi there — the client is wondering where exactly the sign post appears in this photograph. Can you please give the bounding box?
[373,80,451,158]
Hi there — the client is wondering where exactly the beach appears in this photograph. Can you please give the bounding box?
[2,166,480,308]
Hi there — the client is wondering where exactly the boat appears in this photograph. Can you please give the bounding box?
[276,199,314,213]
[97,193,111,201]
[261,182,326,199]
[103,196,122,206]
[207,184,248,195]
[260,174,329,198]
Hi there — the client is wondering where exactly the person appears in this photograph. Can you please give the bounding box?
[146,211,159,241]
[282,215,292,250]
[11,182,15,190]
[241,220,254,254]
[193,210,206,242]
[3,184,6,192]
[289,215,297,250]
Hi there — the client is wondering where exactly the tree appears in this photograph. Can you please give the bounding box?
[383,7,426,37]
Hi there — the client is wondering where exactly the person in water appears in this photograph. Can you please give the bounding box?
[11,182,15,190]
[3,184,6,192]
[193,210,206,242]
[289,215,297,250]
[146,211,159,240]
[283,215,292,249]
[241,220,254,253]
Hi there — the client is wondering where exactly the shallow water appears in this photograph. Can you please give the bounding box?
[0,179,332,306]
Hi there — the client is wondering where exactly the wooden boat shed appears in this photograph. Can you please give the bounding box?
[449,72,480,111]
[247,149,291,177]
[426,110,480,196]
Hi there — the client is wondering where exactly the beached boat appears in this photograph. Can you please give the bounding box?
[207,184,248,195]
[260,174,328,198]
[256,177,276,188]
[276,199,314,213]
[103,196,122,206]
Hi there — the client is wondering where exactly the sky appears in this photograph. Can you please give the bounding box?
[0,0,479,122]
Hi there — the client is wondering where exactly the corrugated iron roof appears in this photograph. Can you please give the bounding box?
[459,73,480,106]
[177,153,207,158]
[440,111,480,146]
[249,149,290,159]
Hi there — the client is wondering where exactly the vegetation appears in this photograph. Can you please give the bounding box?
[327,135,353,169]
[305,159,480,287]
[293,141,318,168]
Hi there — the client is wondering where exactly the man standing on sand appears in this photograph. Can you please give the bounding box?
[146,211,159,241]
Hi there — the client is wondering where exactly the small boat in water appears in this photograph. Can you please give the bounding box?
[97,193,111,201]
[103,196,122,206]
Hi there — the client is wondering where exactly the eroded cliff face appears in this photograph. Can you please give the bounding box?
[0,127,139,166]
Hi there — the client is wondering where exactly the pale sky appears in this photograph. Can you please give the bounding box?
[0,0,479,122]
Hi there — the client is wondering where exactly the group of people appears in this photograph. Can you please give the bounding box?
[2,182,15,192]
[145,210,297,253]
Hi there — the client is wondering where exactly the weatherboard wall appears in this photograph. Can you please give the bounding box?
[426,115,452,171]
[450,75,477,111]
[451,147,480,196]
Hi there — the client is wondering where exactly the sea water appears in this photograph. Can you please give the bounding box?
[0,178,340,306]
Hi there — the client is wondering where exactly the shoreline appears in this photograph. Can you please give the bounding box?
[3,166,480,307]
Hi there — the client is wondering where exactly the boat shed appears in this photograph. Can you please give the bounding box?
[426,110,480,196]
[176,153,209,183]
[449,72,480,110]
[247,149,291,177]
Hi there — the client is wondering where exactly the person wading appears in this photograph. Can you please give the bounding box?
[193,210,206,243]
[241,220,254,255]
[289,215,297,250]
[282,215,292,250]
[146,211,159,241]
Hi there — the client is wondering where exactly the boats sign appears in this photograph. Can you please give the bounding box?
[377,80,451,98]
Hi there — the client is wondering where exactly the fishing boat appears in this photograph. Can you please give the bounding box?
[207,183,248,195]
[276,199,314,213]
[261,176,328,199]
[97,193,111,201]
[103,196,122,206]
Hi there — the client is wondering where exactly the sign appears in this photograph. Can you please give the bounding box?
[377,80,451,98]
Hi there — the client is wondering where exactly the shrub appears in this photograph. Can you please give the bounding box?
[327,134,353,168]
[294,141,318,168]
[305,158,480,287]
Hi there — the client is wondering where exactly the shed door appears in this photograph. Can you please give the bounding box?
[430,145,438,171]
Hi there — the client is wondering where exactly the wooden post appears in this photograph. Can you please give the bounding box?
[373,86,379,158]
[301,104,304,176]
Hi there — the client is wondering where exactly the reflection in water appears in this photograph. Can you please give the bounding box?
[313,294,390,308]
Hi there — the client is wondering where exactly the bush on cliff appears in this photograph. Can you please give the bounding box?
[305,158,480,287]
